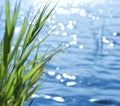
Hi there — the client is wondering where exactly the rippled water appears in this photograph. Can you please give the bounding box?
[1,0,120,106]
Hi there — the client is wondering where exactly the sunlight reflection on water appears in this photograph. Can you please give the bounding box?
[57,0,105,7]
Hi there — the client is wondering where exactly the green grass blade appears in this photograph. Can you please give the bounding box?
[28,98,35,106]
[5,0,11,35]
[8,18,28,64]
[0,1,64,105]
[10,0,21,37]
[22,10,39,53]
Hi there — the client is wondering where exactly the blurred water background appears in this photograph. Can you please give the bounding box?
[0,0,120,106]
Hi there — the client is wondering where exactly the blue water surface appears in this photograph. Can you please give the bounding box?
[0,0,120,106]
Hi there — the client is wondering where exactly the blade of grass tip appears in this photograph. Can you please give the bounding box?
[5,0,11,36]
[11,0,21,37]
[22,10,39,53]
[25,2,57,49]
[29,1,53,43]
[40,1,57,24]
[31,7,57,42]
[3,1,21,66]
[21,6,33,50]
[31,1,50,37]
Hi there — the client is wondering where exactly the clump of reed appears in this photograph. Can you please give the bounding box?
[0,0,62,105]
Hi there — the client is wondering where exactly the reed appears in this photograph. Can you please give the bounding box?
[0,0,62,105]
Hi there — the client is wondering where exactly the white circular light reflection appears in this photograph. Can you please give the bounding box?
[48,71,55,76]
[52,97,65,102]
[66,81,77,86]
